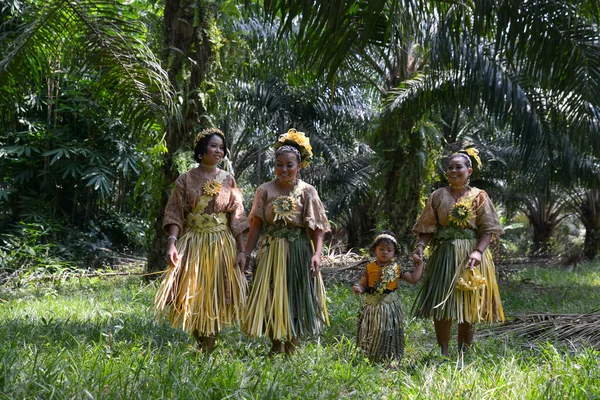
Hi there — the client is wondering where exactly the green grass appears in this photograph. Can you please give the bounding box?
[1,262,599,399]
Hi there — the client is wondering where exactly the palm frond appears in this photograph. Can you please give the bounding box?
[0,0,181,134]
[480,311,600,348]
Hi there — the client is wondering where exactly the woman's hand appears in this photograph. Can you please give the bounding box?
[236,252,247,271]
[310,254,322,277]
[353,285,365,295]
[412,251,423,265]
[166,243,179,268]
[467,250,482,269]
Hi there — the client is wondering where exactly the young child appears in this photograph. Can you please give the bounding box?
[353,231,423,363]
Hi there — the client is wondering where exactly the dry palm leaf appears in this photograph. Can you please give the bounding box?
[479,310,600,348]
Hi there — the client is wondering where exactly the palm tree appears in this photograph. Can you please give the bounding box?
[0,0,179,242]
[203,14,378,247]
[262,0,600,243]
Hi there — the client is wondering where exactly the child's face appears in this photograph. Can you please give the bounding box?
[375,242,395,264]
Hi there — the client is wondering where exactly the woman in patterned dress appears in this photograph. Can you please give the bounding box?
[243,129,330,356]
[155,128,249,351]
[412,151,504,356]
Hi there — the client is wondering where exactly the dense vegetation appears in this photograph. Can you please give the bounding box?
[0,2,599,273]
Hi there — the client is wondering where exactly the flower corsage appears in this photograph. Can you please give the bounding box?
[374,263,400,294]
[273,195,296,224]
[448,199,474,229]
[203,179,223,197]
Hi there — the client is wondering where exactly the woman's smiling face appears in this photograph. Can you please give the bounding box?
[202,135,225,166]
[446,156,472,187]
[274,152,300,182]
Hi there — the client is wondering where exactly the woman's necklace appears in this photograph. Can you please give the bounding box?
[448,183,469,190]
[447,185,470,201]
[275,177,298,192]
[199,163,217,172]
[276,176,297,185]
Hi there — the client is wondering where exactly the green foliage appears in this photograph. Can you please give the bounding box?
[0,222,71,276]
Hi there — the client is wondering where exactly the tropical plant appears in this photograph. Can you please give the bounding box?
[262,0,600,244]
[567,188,600,260]
[197,13,379,247]
[0,0,179,264]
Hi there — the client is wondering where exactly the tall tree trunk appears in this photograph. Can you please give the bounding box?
[376,111,426,244]
[583,227,600,260]
[581,189,600,260]
[146,0,214,273]
[529,222,555,255]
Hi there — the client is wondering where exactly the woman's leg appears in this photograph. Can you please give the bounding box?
[433,319,452,356]
[457,322,473,352]
[284,337,299,356]
[269,339,284,355]
[192,330,217,352]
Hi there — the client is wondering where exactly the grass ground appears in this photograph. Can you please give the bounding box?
[1,261,599,399]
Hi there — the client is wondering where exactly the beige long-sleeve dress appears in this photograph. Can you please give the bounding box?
[413,187,505,323]
[155,168,249,336]
[243,179,330,341]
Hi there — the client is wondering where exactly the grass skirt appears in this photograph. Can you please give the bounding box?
[413,238,504,323]
[244,227,329,341]
[154,215,247,336]
[356,291,404,362]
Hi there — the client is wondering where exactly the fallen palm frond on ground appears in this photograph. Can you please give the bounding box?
[321,251,367,284]
[479,311,600,348]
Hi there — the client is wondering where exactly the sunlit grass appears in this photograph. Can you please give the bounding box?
[1,262,599,399]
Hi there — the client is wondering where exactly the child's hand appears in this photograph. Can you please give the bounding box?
[412,252,423,265]
[353,285,365,295]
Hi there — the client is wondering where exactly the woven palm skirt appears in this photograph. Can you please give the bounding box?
[154,212,247,335]
[244,226,329,341]
[414,235,504,323]
[357,291,405,362]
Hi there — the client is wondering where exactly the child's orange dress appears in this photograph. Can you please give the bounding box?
[356,261,406,362]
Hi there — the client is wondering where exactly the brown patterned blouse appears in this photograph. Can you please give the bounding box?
[412,187,504,237]
[162,168,249,237]
[249,180,331,232]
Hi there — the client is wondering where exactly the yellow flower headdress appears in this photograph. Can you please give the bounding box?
[274,128,313,168]
[194,128,225,147]
[455,147,482,170]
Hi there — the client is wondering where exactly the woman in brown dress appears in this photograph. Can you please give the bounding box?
[243,129,330,356]
[155,128,249,351]
[412,151,504,356]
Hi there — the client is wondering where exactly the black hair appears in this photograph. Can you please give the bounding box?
[369,231,399,255]
[449,152,472,169]
[275,144,302,164]
[194,131,227,163]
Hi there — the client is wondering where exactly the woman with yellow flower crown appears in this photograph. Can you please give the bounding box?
[154,128,249,352]
[412,150,504,357]
[243,129,330,356]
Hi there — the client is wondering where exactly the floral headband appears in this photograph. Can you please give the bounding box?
[454,147,481,170]
[274,129,313,168]
[194,128,225,147]
[373,234,398,245]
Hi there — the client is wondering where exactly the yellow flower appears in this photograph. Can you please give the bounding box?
[457,268,486,291]
[203,179,223,197]
[448,199,474,229]
[465,147,482,169]
[276,128,313,167]
[272,195,296,223]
